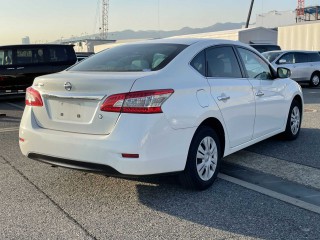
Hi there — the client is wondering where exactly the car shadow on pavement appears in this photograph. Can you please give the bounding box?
[246,128,320,169]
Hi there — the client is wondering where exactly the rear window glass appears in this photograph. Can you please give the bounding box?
[16,48,45,64]
[69,43,187,72]
[49,46,68,62]
[309,52,320,62]
[0,49,13,65]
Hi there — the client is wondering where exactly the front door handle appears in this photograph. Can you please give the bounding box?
[16,67,25,70]
[217,95,230,101]
[6,67,15,70]
[256,91,264,97]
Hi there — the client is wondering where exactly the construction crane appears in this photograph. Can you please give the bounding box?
[296,0,305,21]
[100,0,109,39]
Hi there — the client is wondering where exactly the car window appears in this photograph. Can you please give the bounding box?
[0,49,13,66]
[70,43,187,72]
[49,46,68,62]
[278,53,295,64]
[16,48,45,64]
[262,52,282,63]
[294,53,308,63]
[190,50,205,76]
[206,46,242,78]
[309,52,320,62]
[238,47,273,80]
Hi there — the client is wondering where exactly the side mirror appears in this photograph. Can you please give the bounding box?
[279,59,287,64]
[277,67,291,78]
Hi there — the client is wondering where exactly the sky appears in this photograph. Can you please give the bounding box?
[0,0,319,45]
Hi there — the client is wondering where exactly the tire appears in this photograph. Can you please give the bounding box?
[309,73,320,87]
[282,100,302,140]
[179,126,221,190]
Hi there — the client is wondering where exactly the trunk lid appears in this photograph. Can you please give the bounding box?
[32,71,155,135]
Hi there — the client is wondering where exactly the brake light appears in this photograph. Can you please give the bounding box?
[100,89,174,114]
[25,87,43,106]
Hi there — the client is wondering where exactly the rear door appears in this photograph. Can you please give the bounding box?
[294,52,311,81]
[206,46,255,148]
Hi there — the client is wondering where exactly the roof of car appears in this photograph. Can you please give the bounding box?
[124,37,245,47]
[264,50,318,54]
[0,44,73,48]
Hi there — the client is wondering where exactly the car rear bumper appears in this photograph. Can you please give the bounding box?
[19,106,195,175]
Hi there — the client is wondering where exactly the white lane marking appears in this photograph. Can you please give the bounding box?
[6,102,25,110]
[0,127,19,133]
[218,173,320,215]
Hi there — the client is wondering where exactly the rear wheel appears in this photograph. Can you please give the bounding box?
[282,100,302,140]
[310,73,320,87]
[179,126,221,190]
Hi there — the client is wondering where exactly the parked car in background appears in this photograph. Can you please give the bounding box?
[250,44,281,53]
[20,38,303,190]
[76,52,94,62]
[0,44,77,97]
[263,50,320,87]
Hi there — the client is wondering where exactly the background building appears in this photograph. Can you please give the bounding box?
[255,11,296,28]
[21,36,30,44]
[278,21,320,50]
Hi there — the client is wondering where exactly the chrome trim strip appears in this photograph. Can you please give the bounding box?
[42,94,104,101]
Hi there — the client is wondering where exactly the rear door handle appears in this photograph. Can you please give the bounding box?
[6,67,15,70]
[16,67,24,70]
[255,91,264,97]
[217,95,230,101]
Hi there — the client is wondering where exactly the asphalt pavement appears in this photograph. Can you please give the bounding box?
[0,87,319,239]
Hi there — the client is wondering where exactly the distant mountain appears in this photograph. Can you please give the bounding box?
[109,22,245,40]
[58,22,245,42]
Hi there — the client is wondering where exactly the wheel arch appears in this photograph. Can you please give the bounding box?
[198,117,226,157]
[293,94,303,118]
[311,70,320,78]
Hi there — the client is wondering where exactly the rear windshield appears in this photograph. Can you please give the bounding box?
[69,43,187,72]
[262,52,282,63]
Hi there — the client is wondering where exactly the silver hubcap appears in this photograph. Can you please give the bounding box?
[196,136,218,181]
[312,75,320,86]
[291,106,300,135]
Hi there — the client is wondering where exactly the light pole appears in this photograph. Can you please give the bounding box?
[245,0,255,28]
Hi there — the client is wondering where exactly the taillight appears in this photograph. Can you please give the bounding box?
[25,87,43,106]
[100,89,174,114]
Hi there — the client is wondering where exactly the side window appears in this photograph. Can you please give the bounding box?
[278,53,294,64]
[49,46,68,62]
[295,53,308,63]
[309,53,320,62]
[17,48,45,64]
[206,46,242,78]
[0,49,13,65]
[190,50,205,76]
[237,48,273,80]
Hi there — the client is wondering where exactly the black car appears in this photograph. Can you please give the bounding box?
[250,44,281,53]
[0,44,77,97]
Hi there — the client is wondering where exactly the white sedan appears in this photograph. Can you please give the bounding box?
[19,38,303,190]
